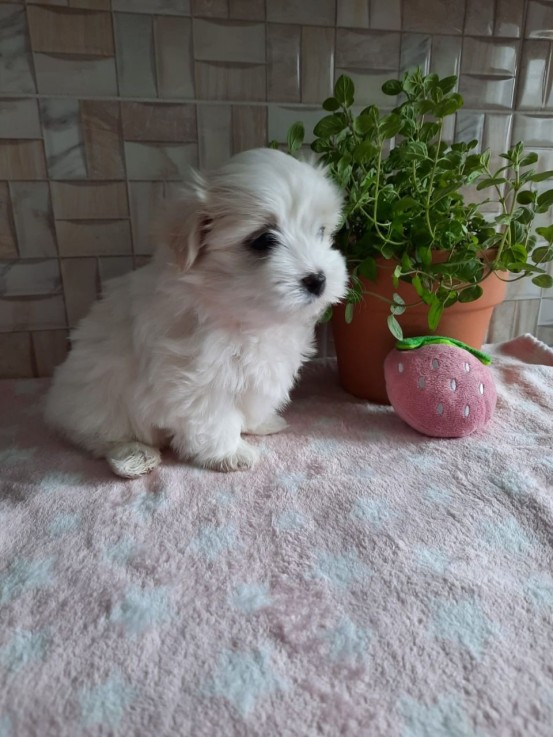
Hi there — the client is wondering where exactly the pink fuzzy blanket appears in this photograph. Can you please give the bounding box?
[1,335,552,736]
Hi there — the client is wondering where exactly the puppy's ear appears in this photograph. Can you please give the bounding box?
[155,176,210,271]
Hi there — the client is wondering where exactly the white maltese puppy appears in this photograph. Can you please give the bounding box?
[45,149,347,478]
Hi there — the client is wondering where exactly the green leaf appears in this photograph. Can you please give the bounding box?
[379,113,402,138]
[287,122,304,153]
[530,170,553,182]
[428,300,444,332]
[536,189,553,209]
[334,75,355,107]
[393,196,420,214]
[392,292,405,306]
[438,75,458,94]
[382,79,403,96]
[358,257,377,280]
[345,302,354,324]
[536,225,553,243]
[387,314,404,340]
[476,177,507,191]
[516,190,536,205]
[458,285,484,303]
[532,246,553,263]
[532,274,553,289]
[353,140,378,162]
[322,97,340,112]
[268,139,279,150]
[434,94,463,118]
[411,274,424,297]
[520,152,539,166]
[416,246,432,267]
[319,306,333,323]
[353,115,376,136]
[313,114,346,138]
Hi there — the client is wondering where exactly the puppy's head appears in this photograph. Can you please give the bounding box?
[158,148,348,323]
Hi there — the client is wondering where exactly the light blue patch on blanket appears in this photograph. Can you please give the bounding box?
[401,694,483,737]
[79,672,135,729]
[0,630,48,673]
[0,557,55,605]
[208,645,287,717]
[110,586,172,635]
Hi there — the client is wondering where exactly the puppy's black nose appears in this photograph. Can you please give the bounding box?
[302,272,326,297]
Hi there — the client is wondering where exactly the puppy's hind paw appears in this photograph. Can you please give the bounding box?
[106,442,161,479]
[244,414,288,436]
[203,440,260,472]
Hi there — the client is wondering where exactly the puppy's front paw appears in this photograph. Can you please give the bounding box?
[203,440,260,472]
[244,414,288,436]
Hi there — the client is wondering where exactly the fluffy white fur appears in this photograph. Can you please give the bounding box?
[45,148,347,477]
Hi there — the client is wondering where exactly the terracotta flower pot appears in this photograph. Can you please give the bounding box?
[332,258,508,404]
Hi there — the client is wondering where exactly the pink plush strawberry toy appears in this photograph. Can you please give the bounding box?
[384,336,496,438]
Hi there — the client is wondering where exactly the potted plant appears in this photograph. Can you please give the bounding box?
[284,69,553,403]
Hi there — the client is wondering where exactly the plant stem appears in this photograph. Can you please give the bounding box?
[424,126,443,244]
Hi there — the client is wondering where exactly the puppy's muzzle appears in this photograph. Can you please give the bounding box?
[301,271,326,297]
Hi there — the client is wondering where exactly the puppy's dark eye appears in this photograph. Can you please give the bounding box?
[249,231,279,252]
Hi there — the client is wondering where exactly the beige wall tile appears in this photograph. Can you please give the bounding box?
[0,183,17,259]
[232,105,266,153]
[0,259,61,296]
[128,182,165,255]
[193,19,265,63]
[0,333,34,378]
[464,0,494,35]
[195,61,266,101]
[80,101,125,180]
[370,0,401,30]
[267,23,300,102]
[301,27,334,104]
[461,38,519,77]
[98,256,134,288]
[337,0,369,28]
[460,75,515,109]
[517,40,553,110]
[51,182,129,219]
[268,105,325,145]
[121,103,197,142]
[34,52,118,96]
[429,35,462,79]
[154,16,195,98]
[513,114,551,147]
[114,12,157,98]
[70,0,111,8]
[229,0,264,20]
[27,6,114,56]
[526,0,553,39]
[41,98,87,180]
[495,0,524,37]
[60,257,98,327]
[56,220,132,256]
[197,104,232,169]
[124,142,199,180]
[32,329,69,377]
[192,0,228,17]
[0,6,36,94]
[266,0,335,26]
[113,0,190,13]
[403,0,465,33]
[0,295,67,332]
[10,182,58,258]
[0,99,41,139]
[0,141,47,180]
[336,29,400,70]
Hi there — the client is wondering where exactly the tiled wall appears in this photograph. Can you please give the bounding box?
[1,0,553,378]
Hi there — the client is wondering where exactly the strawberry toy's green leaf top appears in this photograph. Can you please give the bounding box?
[395,336,493,365]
